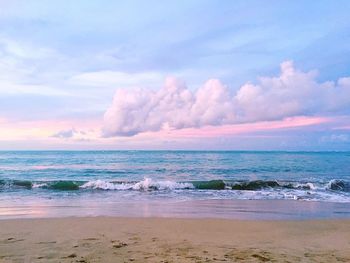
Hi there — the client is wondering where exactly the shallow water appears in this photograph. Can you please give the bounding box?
[1,151,350,219]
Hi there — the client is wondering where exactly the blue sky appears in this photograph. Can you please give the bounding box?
[0,0,350,150]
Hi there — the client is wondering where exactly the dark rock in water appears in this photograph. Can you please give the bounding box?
[328,180,350,191]
[49,181,80,191]
[13,180,33,189]
[193,180,226,190]
[232,180,279,190]
[283,183,295,189]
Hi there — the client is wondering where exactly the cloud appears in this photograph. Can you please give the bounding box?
[103,61,350,137]
[320,134,349,143]
[50,126,102,142]
[0,37,57,60]
[0,82,69,96]
[154,116,329,139]
[52,129,76,139]
[69,70,164,88]
[0,37,69,96]
[52,129,87,139]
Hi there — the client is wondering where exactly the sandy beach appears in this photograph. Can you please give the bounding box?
[0,217,349,263]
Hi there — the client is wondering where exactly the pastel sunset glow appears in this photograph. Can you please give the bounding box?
[2,3,350,258]
[1,1,350,150]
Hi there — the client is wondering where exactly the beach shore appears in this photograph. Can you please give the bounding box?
[0,217,349,262]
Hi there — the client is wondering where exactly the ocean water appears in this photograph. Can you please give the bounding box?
[1,151,350,219]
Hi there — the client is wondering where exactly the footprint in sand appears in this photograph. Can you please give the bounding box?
[59,253,79,260]
[36,241,57,244]
[83,238,99,241]
[3,237,24,244]
[112,241,128,248]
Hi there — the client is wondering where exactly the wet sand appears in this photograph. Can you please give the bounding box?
[2,199,350,220]
[0,217,349,262]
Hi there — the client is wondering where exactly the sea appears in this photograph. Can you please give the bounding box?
[1,151,349,220]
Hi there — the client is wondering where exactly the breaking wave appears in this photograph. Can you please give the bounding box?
[1,178,349,193]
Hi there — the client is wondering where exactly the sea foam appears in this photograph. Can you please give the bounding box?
[80,178,194,191]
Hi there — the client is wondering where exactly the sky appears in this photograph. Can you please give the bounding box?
[0,0,350,150]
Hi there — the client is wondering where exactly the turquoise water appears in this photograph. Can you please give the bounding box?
[1,151,350,219]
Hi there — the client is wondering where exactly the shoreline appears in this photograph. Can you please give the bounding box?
[1,217,349,262]
[1,199,350,220]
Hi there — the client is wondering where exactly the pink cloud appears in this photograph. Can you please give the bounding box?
[148,116,329,138]
[103,61,350,137]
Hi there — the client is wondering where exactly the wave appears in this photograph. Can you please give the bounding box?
[0,178,349,192]
[326,179,350,191]
[80,178,194,191]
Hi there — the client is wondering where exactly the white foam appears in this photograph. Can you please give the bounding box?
[32,183,48,188]
[80,178,194,191]
[131,178,194,190]
[80,180,131,190]
[296,182,317,190]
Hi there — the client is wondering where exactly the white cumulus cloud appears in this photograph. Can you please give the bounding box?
[103,61,350,137]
